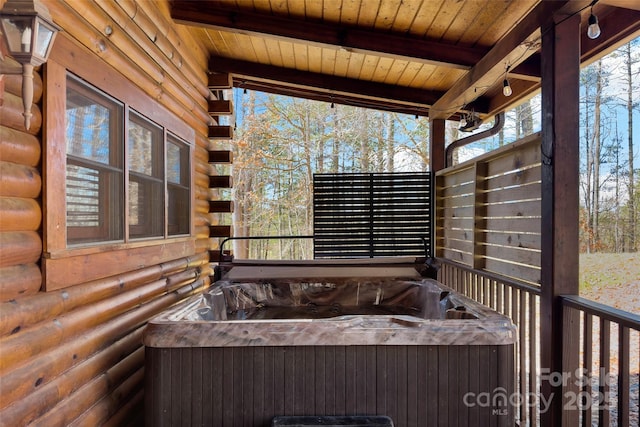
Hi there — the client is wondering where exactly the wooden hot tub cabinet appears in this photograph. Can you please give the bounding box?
[144,265,516,427]
[145,343,514,427]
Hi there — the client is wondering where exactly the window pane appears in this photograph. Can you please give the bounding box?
[167,136,190,236]
[129,176,164,238]
[129,113,162,176]
[66,163,100,227]
[66,75,123,245]
[167,142,182,184]
[66,80,120,166]
[128,112,164,239]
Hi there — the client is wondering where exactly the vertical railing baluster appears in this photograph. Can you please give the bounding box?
[491,279,498,310]
[438,261,545,426]
[582,312,593,427]
[618,325,630,427]
[530,294,538,427]
[503,284,510,318]
[470,271,475,300]
[599,318,611,426]
[519,290,527,425]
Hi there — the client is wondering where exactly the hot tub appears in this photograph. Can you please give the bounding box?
[144,261,516,427]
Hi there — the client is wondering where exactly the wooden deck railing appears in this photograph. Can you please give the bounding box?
[436,134,544,426]
[435,131,638,427]
[439,259,542,427]
[562,296,640,427]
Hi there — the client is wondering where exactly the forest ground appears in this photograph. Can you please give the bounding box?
[579,253,639,425]
[580,252,640,314]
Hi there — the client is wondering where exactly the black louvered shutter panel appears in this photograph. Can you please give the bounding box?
[313,172,431,259]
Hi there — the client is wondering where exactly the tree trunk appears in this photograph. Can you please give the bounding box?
[331,107,339,172]
[583,83,593,253]
[625,42,636,251]
[232,90,256,258]
[360,109,370,171]
[304,103,314,237]
[521,100,534,135]
[386,113,395,172]
[592,60,603,250]
[376,112,385,172]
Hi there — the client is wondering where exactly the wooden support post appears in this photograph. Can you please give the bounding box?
[429,118,446,172]
[430,118,446,258]
[540,12,581,427]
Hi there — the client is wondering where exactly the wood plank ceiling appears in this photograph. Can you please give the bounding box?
[171,0,640,121]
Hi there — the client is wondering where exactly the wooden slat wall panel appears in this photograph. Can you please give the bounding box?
[436,133,542,285]
[313,173,431,258]
[146,344,515,427]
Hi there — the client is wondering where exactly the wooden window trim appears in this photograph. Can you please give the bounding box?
[43,35,196,291]
[128,111,165,240]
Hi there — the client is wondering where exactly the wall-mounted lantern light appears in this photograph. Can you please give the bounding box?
[1,0,60,130]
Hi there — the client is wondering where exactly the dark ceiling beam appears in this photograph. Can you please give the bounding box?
[237,80,434,117]
[236,80,487,119]
[171,1,486,69]
[580,5,640,65]
[502,6,640,84]
[600,0,640,11]
[429,0,591,120]
[483,4,640,111]
[209,55,489,117]
[510,56,542,82]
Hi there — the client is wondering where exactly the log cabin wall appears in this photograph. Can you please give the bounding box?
[0,67,43,299]
[0,1,218,425]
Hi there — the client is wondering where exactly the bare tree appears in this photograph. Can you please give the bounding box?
[386,113,395,172]
[623,41,637,251]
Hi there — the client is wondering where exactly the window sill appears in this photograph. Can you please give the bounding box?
[42,237,197,291]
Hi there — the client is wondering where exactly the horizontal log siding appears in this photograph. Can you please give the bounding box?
[436,133,542,285]
[0,2,212,426]
[0,68,44,301]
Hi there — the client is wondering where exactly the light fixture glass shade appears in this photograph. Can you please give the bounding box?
[34,18,56,58]
[0,16,33,54]
[0,0,61,65]
[502,79,512,97]
[587,13,601,39]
